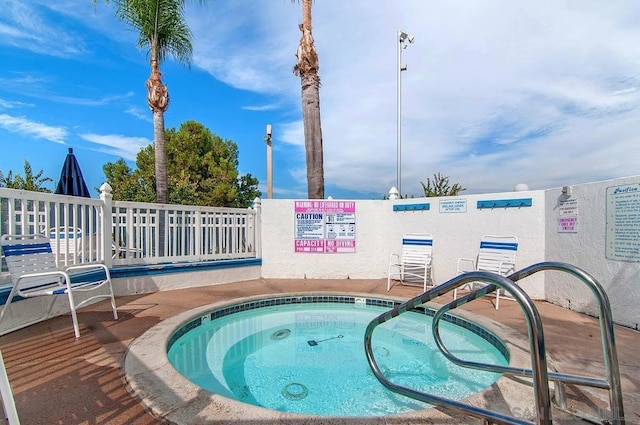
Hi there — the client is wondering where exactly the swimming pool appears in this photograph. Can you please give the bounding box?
[165,295,509,417]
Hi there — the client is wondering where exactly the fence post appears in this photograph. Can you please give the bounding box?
[100,183,113,268]
[253,197,262,258]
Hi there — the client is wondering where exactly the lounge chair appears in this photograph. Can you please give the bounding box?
[387,233,433,292]
[0,234,118,338]
[112,241,143,259]
[49,227,83,265]
[454,235,518,310]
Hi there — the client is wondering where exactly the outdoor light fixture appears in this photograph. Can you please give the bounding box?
[397,29,414,197]
[399,31,415,45]
[264,124,273,199]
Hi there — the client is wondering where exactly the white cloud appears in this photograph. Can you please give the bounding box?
[186,0,640,195]
[242,104,280,112]
[125,106,153,123]
[0,1,87,58]
[5,0,640,198]
[0,114,67,144]
[0,97,32,110]
[79,133,150,161]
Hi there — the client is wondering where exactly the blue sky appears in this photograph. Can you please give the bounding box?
[1,1,640,200]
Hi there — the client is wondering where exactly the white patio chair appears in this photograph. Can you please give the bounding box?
[49,227,83,265]
[0,234,118,338]
[454,235,518,310]
[387,233,433,292]
[112,241,143,259]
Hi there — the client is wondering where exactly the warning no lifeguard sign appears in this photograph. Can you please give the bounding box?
[294,200,356,253]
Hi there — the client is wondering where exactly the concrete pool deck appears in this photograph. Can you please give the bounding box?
[0,278,638,424]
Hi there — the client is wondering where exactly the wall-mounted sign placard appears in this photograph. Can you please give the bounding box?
[605,183,640,262]
[439,199,467,213]
[294,200,356,253]
[557,198,578,233]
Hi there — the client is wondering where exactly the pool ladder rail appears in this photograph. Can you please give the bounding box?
[364,261,626,425]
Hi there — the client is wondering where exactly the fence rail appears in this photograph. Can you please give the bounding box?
[0,186,260,281]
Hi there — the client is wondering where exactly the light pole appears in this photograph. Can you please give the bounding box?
[397,30,414,198]
[264,124,273,199]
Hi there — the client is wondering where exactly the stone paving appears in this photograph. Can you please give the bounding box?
[0,278,637,424]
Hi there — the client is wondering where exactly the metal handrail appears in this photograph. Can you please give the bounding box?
[432,262,625,424]
[512,262,625,424]
[433,290,611,389]
[364,271,552,425]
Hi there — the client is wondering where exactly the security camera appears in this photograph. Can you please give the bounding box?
[266,124,272,137]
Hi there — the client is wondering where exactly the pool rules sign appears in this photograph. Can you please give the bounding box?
[294,200,356,253]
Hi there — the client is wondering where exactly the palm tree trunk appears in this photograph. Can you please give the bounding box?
[301,75,324,199]
[153,110,168,203]
[294,0,325,199]
[147,59,169,256]
[146,60,170,204]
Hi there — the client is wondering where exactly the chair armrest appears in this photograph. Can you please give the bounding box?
[389,253,400,264]
[497,261,515,276]
[17,270,67,283]
[65,263,109,275]
[457,258,475,274]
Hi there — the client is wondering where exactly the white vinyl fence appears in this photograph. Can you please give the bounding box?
[0,185,259,282]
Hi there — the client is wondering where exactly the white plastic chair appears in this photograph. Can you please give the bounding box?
[387,233,433,292]
[112,241,143,259]
[454,235,518,310]
[48,227,83,265]
[0,234,118,338]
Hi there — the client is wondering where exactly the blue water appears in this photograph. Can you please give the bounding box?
[168,301,507,417]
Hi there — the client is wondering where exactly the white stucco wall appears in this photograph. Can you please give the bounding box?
[544,176,640,329]
[260,191,546,299]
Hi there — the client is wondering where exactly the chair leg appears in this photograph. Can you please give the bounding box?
[108,282,118,320]
[65,289,81,339]
[0,288,18,327]
[495,288,501,310]
[422,269,427,292]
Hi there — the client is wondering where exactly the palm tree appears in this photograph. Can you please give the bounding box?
[293,0,325,199]
[98,0,203,204]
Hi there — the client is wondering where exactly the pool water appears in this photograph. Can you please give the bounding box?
[167,301,508,417]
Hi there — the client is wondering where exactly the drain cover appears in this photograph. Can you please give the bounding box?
[271,328,291,340]
[282,382,308,400]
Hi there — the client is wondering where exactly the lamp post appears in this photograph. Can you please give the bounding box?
[264,124,273,199]
[397,30,414,198]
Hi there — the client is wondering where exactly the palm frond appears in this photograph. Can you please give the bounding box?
[104,0,195,66]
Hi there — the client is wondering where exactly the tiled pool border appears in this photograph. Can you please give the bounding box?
[166,294,510,362]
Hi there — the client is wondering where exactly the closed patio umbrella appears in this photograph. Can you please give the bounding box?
[54,148,91,198]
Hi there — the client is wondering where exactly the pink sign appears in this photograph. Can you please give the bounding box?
[294,201,356,253]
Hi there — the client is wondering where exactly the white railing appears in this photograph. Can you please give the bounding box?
[0,188,107,269]
[110,200,258,266]
[0,185,260,280]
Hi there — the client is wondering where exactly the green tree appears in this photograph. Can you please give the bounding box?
[103,121,260,207]
[293,0,325,199]
[235,174,260,208]
[102,158,155,201]
[420,172,466,197]
[0,160,53,192]
[98,0,208,204]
